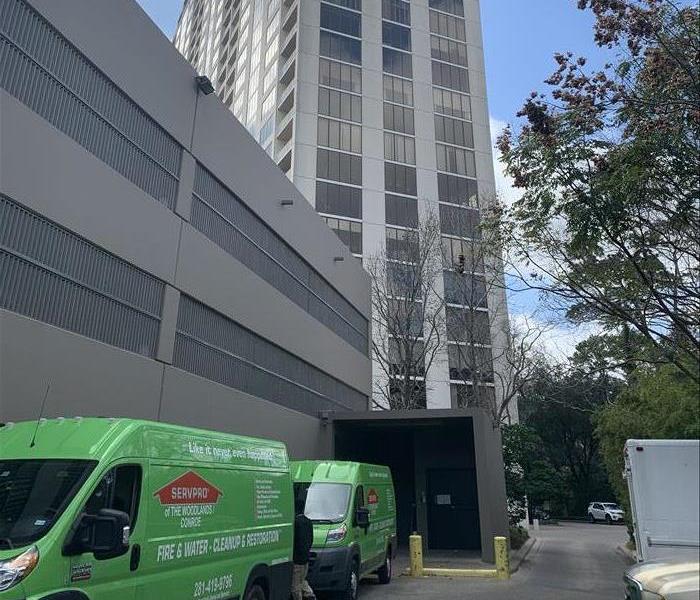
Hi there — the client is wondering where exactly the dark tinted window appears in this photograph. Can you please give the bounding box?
[318,117,362,153]
[0,459,95,547]
[386,194,419,228]
[448,344,494,381]
[321,3,362,38]
[429,11,466,41]
[429,0,464,17]
[83,465,142,529]
[438,173,478,206]
[383,22,412,51]
[319,58,362,93]
[384,132,416,164]
[383,47,413,78]
[323,0,362,10]
[430,35,468,66]
[324,217,363,254]
[319,88,363,122]
[444,271,488,307]
[432,61,469,92]
[317,149,362,185]
[383,0,411,25]
[316,181,362,219]
[433,88,471,120]
[320,31,362,64]
[385,163,417,196]
[384,103,415,134]
[386,226,420,260]
[440,204,481,238]
[383,74,414,106]
[446,307,491,343]
[435,115,474,148]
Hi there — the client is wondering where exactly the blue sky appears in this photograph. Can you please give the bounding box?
[136,0,607,356]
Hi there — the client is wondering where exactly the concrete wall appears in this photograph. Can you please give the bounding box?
[0,0,370,453]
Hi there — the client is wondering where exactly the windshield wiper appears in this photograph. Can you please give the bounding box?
[310,519,336,524]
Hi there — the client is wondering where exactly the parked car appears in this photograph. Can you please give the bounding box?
[292,461,397,600]
[624,560,700,600]
[0,418,294,600]
[588,502,625,524]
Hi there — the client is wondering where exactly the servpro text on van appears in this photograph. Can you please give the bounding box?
[0,418,294,600]
[291,461,397,600]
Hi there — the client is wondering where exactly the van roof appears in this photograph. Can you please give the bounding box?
[291,460,392,484]
[0,418,288,470]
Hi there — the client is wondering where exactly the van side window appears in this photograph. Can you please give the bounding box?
[84,465,142,530]
[355,486,365,511]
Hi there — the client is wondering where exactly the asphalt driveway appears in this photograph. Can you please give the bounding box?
[357,522,630,600]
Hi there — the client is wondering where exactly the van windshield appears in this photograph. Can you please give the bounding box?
[0,459,96,549]
[299,483,352,524]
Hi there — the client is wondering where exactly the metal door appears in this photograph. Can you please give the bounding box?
[426,468,480,550]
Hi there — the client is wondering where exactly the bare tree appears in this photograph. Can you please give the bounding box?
[441,200,547,426]
[367,207,445,410]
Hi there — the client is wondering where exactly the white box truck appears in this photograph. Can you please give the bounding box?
[624,439,700,562]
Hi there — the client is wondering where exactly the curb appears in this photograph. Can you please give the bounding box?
[510,536,538,574]
[616,544,636,565]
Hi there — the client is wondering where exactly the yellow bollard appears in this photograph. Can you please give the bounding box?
[409,534,424,577]
[494,536,510,579]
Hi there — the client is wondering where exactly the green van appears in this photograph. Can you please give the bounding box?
[291,461,397,600]
[0,418,294,600]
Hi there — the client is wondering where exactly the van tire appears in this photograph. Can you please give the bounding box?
[605,514,612,525]
[377,551,392,584]
[244,584,266,600]
[588,513,595,524]
[339,558,359,600]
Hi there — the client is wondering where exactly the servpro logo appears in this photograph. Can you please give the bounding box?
[367,489,379,505]
[154,471,223,506]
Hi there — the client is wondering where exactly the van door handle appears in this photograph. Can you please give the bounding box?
[130,544,141,571]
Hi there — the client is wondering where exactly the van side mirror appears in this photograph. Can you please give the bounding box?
[355,507,370,529]
[64,509,130,560]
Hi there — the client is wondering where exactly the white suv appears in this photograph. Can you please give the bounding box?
[588,502,625,524]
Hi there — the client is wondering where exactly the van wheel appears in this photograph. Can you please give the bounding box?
[588,514,595,524]
[377,551,392,584]
[244,584,266,600]
[339,560,359,600]
[605,515,612,525]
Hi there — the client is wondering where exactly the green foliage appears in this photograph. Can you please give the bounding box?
[596,363,700,509]
[519,365,617,515]
[502,424,569,525]
[509,526,530,551]
[497,1,700,380]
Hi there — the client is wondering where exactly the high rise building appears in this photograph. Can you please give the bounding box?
[175,0,513,416]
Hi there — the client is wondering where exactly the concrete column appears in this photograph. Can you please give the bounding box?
[156,285,181,365]
[472,411,509,563]
[175,150,196,221]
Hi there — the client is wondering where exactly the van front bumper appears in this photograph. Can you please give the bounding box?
[307,547,351,592]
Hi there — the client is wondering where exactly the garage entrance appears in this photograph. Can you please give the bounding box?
[332,410,490,553]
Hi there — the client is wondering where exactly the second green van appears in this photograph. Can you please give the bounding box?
[291,461,397,600]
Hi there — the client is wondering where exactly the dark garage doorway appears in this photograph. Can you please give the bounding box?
[427,468,481,550]
[332,412,482,552]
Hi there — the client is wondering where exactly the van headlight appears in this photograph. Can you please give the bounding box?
[326,523,347,544]
[0,546,39,591]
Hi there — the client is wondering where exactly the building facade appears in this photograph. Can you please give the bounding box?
[0,0,371,457]
[0,0,509,559]
[174,0,513,414]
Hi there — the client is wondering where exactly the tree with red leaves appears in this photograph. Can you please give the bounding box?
[498,0,699,382]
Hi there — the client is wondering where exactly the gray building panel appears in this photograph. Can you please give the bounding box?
[0,0,371,423]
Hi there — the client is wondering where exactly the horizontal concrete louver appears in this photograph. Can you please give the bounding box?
[0,0,181,208]
[191,164,369,355]
[0,196,164,357]
[173,296,368,415]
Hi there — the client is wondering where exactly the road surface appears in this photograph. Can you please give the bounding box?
[357,522,630,600]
